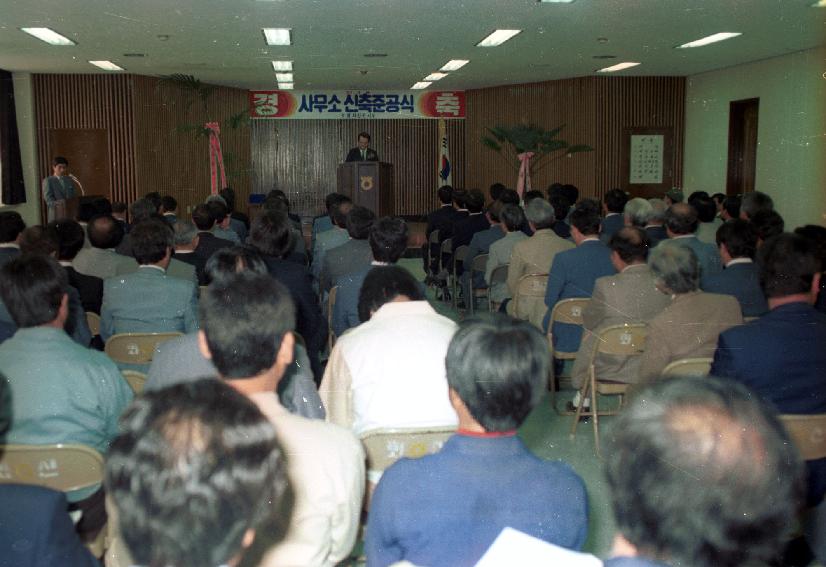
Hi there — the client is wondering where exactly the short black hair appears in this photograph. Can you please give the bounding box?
[604,188,629,214]
[0,211,25,243]
[446,315,547,431]
[219,187,236,212]
[570,200,601,236]
[498,189,520,206]
[437,185,453,205]
[0,254,67,328]
[331,196,353,228]
[346,206,376,240]
[106,380,290,567]
[751,210,784,242]
[610,227,650,264]
[207,200,229,224]
[464,189,485,214]
[130,198,158,224]
[91,197,113,217]
[758,232,820,298]
[357,265,424,322]
[547,182,564,199]
[204,246,269,285]
[112,201,128,215]
[664,203,699,235]
[549,194,571,222]
[249,211,295,258]
[161,195,177,213]
[77,200,97,223]
[722,195,741,219]
[488,183,506,202]
[192,204,215,231]
[794,224,826,271]
[19,225,59,256]
[523,190,544,204]
[200,273,296,379]
[52,156,68,167]
[740,191,774,219]
[711,193,726,206]
[369,217,408,263]
[144,192,162,212]
[452,188,468,208]
[358,132,371,141]
[87,215,125,249]
[130,219,173,265]
[716,219,757,259]
[324,192,343,213]
[50,220,86,261]
[606,375,802,567]
[691,193,717,223]
[500,204,526,232]
[561,184,579,205]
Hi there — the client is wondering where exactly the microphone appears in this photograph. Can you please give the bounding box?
[68,174,85,196]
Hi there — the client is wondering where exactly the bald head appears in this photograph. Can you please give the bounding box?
[664,202,699,236]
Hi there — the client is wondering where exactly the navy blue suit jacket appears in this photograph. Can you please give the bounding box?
[451,213,490,253]
[0,485,99,567]
[644,225,667,247]
[701,261,768,317]
[600,214,624,243]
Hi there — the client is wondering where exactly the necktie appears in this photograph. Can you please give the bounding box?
[361,149,366,160]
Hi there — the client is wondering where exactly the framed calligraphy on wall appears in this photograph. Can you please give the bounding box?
[621,127,674,199]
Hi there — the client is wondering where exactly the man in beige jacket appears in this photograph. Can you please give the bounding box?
[506,198,574,327]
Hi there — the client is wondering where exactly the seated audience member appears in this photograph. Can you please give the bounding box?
[266,189,302,230]
[450,188,489,262]
[0,211,24,267]
[422,185,459,275]
[366,316,588,566]
[720,194,741,221]
[262,194,307,260]
[711,232,826,505]
[115,198,158,257]
[461,200,506,303]
[0,255,132,538]
[600,188,628,243]
[549,193,572,239]
[507,198,574,327]
[52,219,103,314]
[485,204,528,306]
[657,202,722,278]
[639,245,741,381]
[320,205,376,293]
[543,201,616,350]
[320,266,458,435]
[144,191,162,213]
[622,197,652,229]
[701,219,768,317]
[220,186,249,241]
[160,194,177,225]
[644,198,668,245]
[712,192,726,217]
[690,192,722,244]
[145,246,323,420]
[111,200,129,232]
[487,181,506,205]
[248,210,325,380]
[569,228,670,410]
[312,195,353,281]
[751,209,785,245]
[74,214,138,278]
[100,219,199,340]
[171,220,207,285]
[106,380,291,567]
[663,188,683,206]
[795,224,826,313]
[740,190,774,221]
[332,217,409,337]
[311,192,342,252]
[604,376,803,567]
[191,203,233,264]
[200,274,364,566]
[523,189,545,204]
[207,198,242,244]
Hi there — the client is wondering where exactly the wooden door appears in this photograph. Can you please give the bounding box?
[726,99,759,196]
[47,128,111,199]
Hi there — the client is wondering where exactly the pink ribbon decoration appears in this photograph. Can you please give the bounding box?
[205,122,227,196]
[516,151,535,199]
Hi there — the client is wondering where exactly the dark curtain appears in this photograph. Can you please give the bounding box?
[0,70,26,205]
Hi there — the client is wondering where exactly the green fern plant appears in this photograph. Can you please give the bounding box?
[481,123,593,175]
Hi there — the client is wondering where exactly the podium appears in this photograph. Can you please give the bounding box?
[336,162,395,216]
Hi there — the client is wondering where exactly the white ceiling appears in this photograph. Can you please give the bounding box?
[0,0,823,91]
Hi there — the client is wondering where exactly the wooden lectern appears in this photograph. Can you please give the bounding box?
[336,162,395,216]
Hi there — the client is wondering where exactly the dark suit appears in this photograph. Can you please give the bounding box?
[0,485,99,567]
[711,302,826,504]
[462,225,504,292]
[701,261,768,317]
[0,246,20,268]
[194,231,233,265]
[423,205,460,273]
[599,213,624,243]
[64,266,103,314]
[319,238,372,293]
[543,239,616,351]
[345,147,379,162]
[450,213,490,277]
[657,235,722,278]
[644,225,668,247]
[173,251,208,285]
[552,220,571,240]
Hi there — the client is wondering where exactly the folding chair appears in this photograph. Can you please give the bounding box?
[661,358,713,378]
[548,297,591,396]
[121,370,147,394]
[436,238,453,302]
[426,229,440,278]
[487,264,509,312]
[328,285,338,351]
[570,323,647,457]
[511,273,548,326]
[452,245,468,310]
[86,312,101,337]
[468,253,489,315]
[104,332,183,365]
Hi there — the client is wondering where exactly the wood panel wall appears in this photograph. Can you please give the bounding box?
[131,76,251,217]
[33,74,137,205]
[250,118,465,217]
[465,76,685,202]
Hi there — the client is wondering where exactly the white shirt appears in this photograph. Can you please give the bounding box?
[320,300,459,436]
[725,257,753,268]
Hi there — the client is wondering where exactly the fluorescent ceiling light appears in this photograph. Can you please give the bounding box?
[539,0,576,3]
[20,27,75,46]
[440,59,469,71]
[411,82,432,90]
[596,61,641,73]
[811,0,826,6]
[262,28,291,46]
[271,60,293,71]
[89,60,124,71]
[424,72,448,81]
[275,72,293,82]
[278,83,294,90]
[476,29,521,47]
[677,32,741,49]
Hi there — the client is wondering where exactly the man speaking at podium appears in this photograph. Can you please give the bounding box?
[345,132,379,162]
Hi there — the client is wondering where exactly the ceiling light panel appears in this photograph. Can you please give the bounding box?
[411,82,432,90]
[275,72,293,82]
[476,29,521,47]
[271,60,293,71]
[440,60,469,71]
[262,28,291,46]
[596,61,641,73]
[278,83,294,90]
[677,32,741,49]
[424,72,448,81]
[539,0,576,3]
[89,60,124,71]
[20,27,75,46]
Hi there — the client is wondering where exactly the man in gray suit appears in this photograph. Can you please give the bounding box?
[74,215,139,279]
[41,156,79,222]
[656,202,722,278]
[319,205,375,294]
[100,219,198,341]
